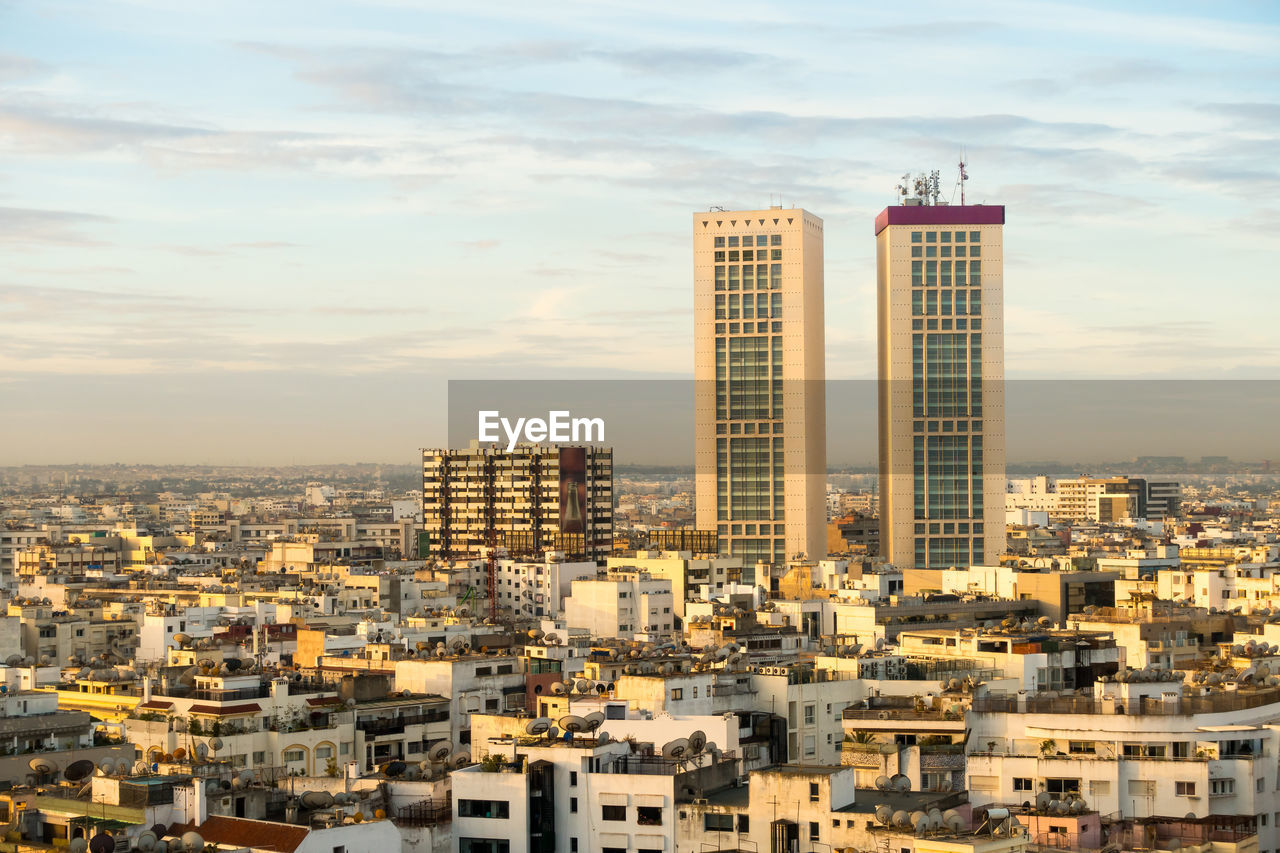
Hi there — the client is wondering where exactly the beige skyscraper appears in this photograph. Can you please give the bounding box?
[876,194,1006,568]
[694,207,826,568]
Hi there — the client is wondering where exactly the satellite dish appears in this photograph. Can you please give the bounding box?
[583,711,605,731]
[688,730,707,753]
[662,738,690,760]
[558,715,587,734]
[89,833,116,853]
[384,760,407,778]
[135,832,158,853]
[449,751,471,769]
[209,737,224,751]
[180,833,203,853]
[301,791,334,809]
[525,718,552,736]
[597,731,612,745]
[64,759,95,782]
[428,741,452,762]
[70,839,89,853]
[194,743,208,760]
[28,756,56,774]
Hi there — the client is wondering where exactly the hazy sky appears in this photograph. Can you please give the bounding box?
[2,1,1278,465]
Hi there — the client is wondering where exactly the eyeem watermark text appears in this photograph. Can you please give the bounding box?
[478,410,605,452]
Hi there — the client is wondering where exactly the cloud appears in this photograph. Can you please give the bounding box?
[1198,102,1280,130]
[0,206,113,247]
[0,54,49,83]
[0,103,212,153]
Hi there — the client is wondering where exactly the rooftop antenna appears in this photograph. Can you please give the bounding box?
[958,155,969,205]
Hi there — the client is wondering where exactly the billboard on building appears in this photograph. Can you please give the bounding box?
[559,447,587,534]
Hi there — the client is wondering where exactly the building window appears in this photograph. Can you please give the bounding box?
[1176,782,1196,796]
[810,782,820,802]
[809,822,819,841]
[570,798,578,813]
[283,749,305,763]
[1211,779,1234,796]
[705,814,734,832]
[570,771,578,786]
[570,840,578,853]
[637,806,663,826]
[602,805,626,821]
[1046,779,1080,796]
[1068,741,1095,754]
[1013,778,1032,792]
[738,815,750,833]
[671,688,683,700]
[459,841,509,853]
[804,704,815,725]
[459,800,510,819]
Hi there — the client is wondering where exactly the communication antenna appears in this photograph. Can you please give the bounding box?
[958,155,969,205]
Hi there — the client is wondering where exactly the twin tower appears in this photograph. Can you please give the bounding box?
[693,201,1006,571]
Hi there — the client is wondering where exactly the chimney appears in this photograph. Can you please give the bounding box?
[191,777,208,826]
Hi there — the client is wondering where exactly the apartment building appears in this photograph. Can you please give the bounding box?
[563,572,676,642]
[966,675,1280,853]
[422,443,613,561]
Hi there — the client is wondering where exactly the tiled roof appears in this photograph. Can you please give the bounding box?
[167,817,309,853]
[138,700,175,710]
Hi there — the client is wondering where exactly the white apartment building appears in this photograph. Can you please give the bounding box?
[1158,562,1280,614]
[453,731,740,853]
[494,554,598,619]
[966,675,1280,853]
[605,551,743,617]
[393,654,525,746]
[563,572,675,642]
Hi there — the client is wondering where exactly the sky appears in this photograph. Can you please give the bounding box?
[2,1,1278,465]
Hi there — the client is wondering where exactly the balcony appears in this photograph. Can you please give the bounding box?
[971,687,1280,717]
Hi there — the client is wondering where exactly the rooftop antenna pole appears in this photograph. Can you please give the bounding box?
[958,155,969,206]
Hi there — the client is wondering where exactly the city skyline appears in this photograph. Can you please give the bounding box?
[3,1,1279,465]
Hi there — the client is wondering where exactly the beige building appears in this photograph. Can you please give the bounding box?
[693,207,827,569]
[876,195,1006,568]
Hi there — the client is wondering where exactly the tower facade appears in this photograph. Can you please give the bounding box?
[694,207,827,568]
[422,442,613,562]
[876,202,1006,568]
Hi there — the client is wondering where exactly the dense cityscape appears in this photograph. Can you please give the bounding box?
[5,4,1278,853]
[3,197,1280,853]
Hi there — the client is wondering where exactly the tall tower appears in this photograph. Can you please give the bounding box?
[694,207,827,570]
[876,181,1005,568]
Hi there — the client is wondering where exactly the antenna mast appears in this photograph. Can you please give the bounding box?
[958,156,969,206]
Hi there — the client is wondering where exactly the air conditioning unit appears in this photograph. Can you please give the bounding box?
[693,798,709,805]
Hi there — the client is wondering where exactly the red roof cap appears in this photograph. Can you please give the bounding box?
[875,204,1005,235]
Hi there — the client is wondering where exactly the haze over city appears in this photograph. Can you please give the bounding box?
[3,1,1278,465]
